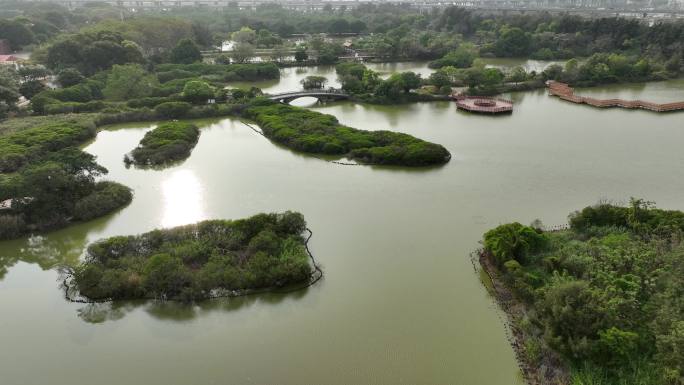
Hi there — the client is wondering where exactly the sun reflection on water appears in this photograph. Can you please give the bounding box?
[160,169,206,228]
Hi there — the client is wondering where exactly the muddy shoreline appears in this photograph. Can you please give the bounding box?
[478,250,570,385]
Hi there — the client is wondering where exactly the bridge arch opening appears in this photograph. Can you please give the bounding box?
[289,97,320,107]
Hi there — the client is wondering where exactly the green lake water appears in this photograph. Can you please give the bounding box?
[1,64,684,385]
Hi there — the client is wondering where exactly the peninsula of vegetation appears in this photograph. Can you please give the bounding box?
[73,211,315,302]
[480,200,684,385]
[242,99,451,166]
[126,122,200,166]
[0,115,132,240]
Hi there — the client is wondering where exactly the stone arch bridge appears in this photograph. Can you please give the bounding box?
[267,89,350,104]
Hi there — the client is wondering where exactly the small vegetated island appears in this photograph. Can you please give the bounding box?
[480,199,684,385]
[72,211,314,301]
[0,116,132,240]
[242,99,451,167]
[126,122,200,166]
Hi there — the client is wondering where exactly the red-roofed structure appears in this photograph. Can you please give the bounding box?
[0,55,19,63]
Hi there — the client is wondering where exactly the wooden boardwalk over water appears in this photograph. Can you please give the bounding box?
[451,94,513,114]
[547,81,684,113]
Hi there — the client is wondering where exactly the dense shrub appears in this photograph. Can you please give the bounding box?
[0,147,131,239]
[129,122,200,165]
[182,80,214,104]
[44,101,106,115]
[157,69,196,83]
[154,101,192,119]
[126,96,176,109]
[95,108,158,126]
[73,212,312,301]
[155,62,280,81]
[569,200,684,234]
[0,121,96,173]
[242,101,450,166]
[482,201,684,384]
[73,181,133,221]
[483,222,548,266]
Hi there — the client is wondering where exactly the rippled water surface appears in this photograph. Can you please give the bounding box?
[1,72,683,385]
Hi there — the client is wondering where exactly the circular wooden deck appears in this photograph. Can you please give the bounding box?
[452,95,513,114]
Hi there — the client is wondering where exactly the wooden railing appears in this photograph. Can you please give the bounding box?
[546,81,684,113]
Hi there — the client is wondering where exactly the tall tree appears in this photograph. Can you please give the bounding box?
[103,64,157,100]
[169,39,202,64]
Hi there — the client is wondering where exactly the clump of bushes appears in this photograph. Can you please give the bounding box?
[0,148,132,240]
[569,199,684,234]
[154,101,192,119]
[73,211,313,301]
[481,201,684,384]
[155,62,280,82]
[73,181,133,221]
[44,101,107,115]
[126,96,178,109]
[128,122,200,166]
[242,100,450,166]
[0,121,96,173]
[483,222,548,266]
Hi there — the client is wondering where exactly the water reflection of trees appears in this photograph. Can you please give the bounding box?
[75,287,311,324]
[0,214,111,280]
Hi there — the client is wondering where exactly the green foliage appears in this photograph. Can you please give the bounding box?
[428,43,478,69]
[156,69,196,83]
[44,30,144,75]
[169,38,202,64]
[73,181,133,221]
[126,96,176,109]
[154,101,192,119]
[494,27,532,57]
[242,101,450,167]
[31,79,105,114]
[18,80,45,100]
[336,64,425,102]
[300,75,327,90]
[0,19,35,50]
[0,121,96,173]
[0,146,130,239]
[232,42,255,64]
[483,222,548,265]
[57,68,85,88]
[294,48,308,62]
[43,100,106,115]
[73,212,312,301]
[182,80,214,104]
[103,64,158,101]
[129,122,200,165]
[569,200,684,235]
[155,62,280,82]
[0,66,20,118]
[483,201,684,384]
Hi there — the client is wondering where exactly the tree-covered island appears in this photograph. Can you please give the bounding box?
[126,122,200,166]
[480,200,684,385]
[241,99,451,166]
[73,211,315,302]
[0,115,132,240]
